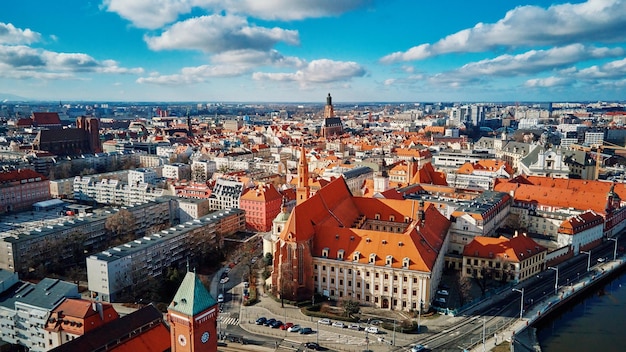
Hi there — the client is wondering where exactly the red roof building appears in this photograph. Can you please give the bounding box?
[240,183,283,232]
[462,234,546,283]
[0,169,50,213]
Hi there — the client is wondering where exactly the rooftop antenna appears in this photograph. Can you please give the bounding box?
[186,257,190,272]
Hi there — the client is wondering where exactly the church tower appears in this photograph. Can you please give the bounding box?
[296,145,310,205]
[168,272,218,352]
[323,93,334,118]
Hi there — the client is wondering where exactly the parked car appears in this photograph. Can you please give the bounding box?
[304,342,321,350]
[318,318,331,325]
[224,267,231,274]
[435,297,446,304]
[332,321,345,328]
[598,257,606,263]
[243,281,249,288]
[348,323,360,330]
[271,320,283,329]
[255,317,267,325]
[288,324,301,332]
[217,294,224,303]
[264,318,276,326]
[365,326,379,334]
[281,322,294,330]
[437,289,449,296]
[219,277,229,284]
[299,327,314,334]
[369,319,382,326]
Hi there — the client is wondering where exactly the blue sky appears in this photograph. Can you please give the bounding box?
[1,0,626,103]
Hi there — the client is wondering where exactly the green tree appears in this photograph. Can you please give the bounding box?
[105,209,136,245]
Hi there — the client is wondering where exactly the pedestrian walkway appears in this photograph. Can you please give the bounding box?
[219,316,240,326]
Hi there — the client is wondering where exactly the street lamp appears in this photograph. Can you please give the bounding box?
[512,288,524,319]
[316,320,319,345]
[548,266,559,295]
[581,250,591,272]
[417,299,423,333]
[608,237,618,261]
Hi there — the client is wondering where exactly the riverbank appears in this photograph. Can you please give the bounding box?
[504,257,626,352]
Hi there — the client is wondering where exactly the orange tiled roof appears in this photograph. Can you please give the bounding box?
[281,177,451,273]
[494,175,624,214]
[558,211,604,235]
[463,235,546,263]
[108,324,170,352]
[240,183,282,202]
[411,162,448,185]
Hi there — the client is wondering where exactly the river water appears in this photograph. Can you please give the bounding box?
[536,270,626,352]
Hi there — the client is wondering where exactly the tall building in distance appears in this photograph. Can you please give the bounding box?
[320,93,343,138]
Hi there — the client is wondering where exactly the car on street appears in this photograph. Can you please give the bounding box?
[255,317,267,325]
[304,342,321,350]
[299,327,314,334]
[435,297,446,304]
[332,321,345,328]
[264,318,276,326]
[348,323,360,330]
[369,319,382,326]
[270,320,283,329]
[598,257,606,263]
[411,344,426,352]
[437,289,449,296]
[318,318,331,325]
[281,322,294,330]
[219,277,229,284]
[288,324,301,332]
[224,267,231,274]
[217,294,224,303]
[365,326,379,334]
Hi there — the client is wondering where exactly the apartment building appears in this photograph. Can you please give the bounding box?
[163,163,191,181]
[128,168,158,185]
[0,272,80,352]
[86,208,245,302]
[240,183,283,232]
[0,199,177,276]
[209,178,244,210]
[0,169,50,213]
[73,176,164,206]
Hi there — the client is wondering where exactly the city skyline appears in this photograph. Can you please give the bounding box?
[2,0,626,103]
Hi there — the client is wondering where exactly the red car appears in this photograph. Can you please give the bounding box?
[280,322,294,330]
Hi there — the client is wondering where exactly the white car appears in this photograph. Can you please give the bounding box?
[411,344,426,352]
[437,289,449,296]
[332,321,345,328]
[217,294,224,303]
[365,326,379,334]
[318,318,332,325]
[288,324,301,332]
[220,277,229,284]
[348,323,360,330]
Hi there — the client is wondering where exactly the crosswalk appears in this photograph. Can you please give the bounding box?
[218,316,240,326]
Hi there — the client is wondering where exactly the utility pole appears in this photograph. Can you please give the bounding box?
[482,317,486,352]
[581,250,591,272]
[512,288,524,319]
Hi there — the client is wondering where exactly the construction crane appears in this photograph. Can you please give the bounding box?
[594,141,626,180]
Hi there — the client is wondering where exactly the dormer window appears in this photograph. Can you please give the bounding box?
[402,257,410,268]
[375,213,380,220]
[386,255,393,266]
[369,253,376,264]
[322,247,329,258]
[353,251,360,261]
[337,249,345,260]
[404,216,410,223]
[389,215,395,222]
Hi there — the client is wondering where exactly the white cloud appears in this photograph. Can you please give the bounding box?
[524,77,574,88]
[252,59,366,85]
[0,23,41,45]
[452,44,623,77]
[102,0,194,29]
[197,0,372,21]
[144,15,299,53]
[575,57,626,79]
[0,45,144,79]
[381,0,626,63]
[211,49,306,68]
[103,0,370,28]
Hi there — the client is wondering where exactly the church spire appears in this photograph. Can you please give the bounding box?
[296,144,310,205]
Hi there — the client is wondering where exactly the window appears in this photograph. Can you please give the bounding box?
[331,278,335,284]
[322,247,329,258]
[375,284,379,291]
[353,251,360,261]
[385,255,393,266]
[384,273,388,279]
[369,253,376,264]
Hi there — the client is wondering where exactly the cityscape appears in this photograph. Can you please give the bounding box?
[2,1,626,352]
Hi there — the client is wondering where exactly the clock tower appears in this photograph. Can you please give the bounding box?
[168,272,219,352]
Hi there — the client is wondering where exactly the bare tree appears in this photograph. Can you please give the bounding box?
[105,209,136,245]
[192,164,207,183]
[454,271,472,307]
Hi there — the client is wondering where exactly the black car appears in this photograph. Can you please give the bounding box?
[305,342,321,350]
[270,320,283,329]
[264,318,276,326]
[299,327,314,334]
[255,317,267,325]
